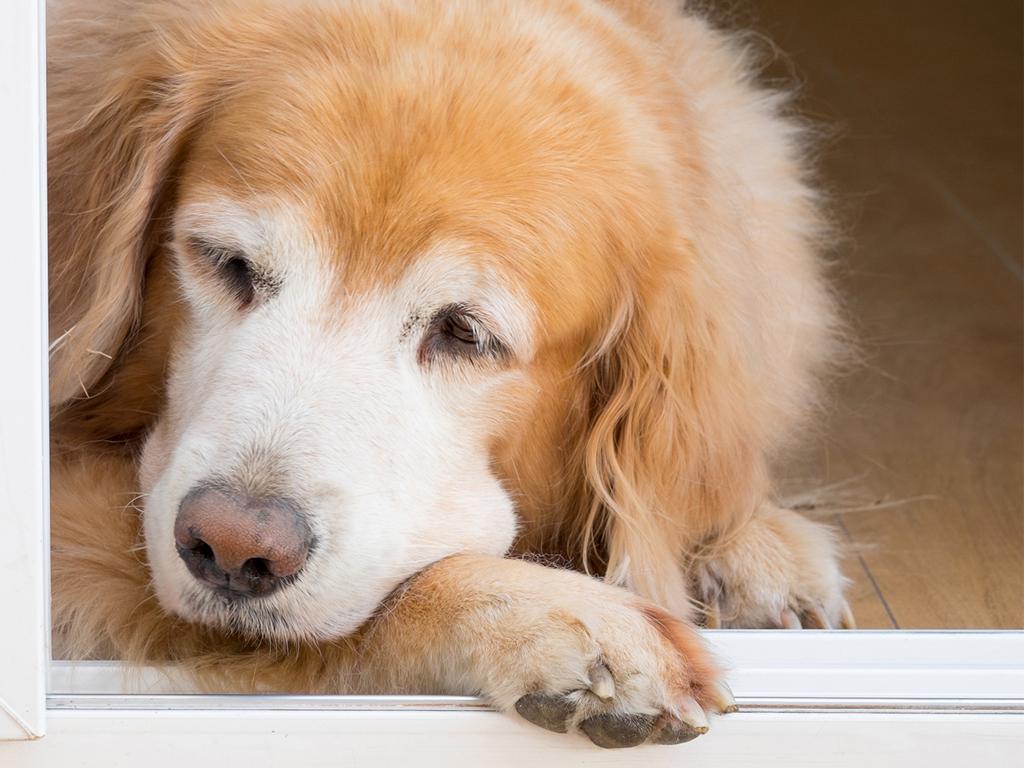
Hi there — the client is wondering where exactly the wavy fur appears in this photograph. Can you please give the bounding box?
[49,0,848,693]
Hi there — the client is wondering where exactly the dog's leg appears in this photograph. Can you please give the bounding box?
[689,503,854,629]
[51,451,733,746]
[353,554,734,748]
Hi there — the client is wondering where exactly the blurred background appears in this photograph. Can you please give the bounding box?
[721,0,1023,628]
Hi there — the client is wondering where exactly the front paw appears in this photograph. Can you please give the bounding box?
[477,571,735,748]
[691,504,854,629]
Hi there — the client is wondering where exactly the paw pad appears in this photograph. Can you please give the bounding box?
[579,713,657,748]
[514,693,576,734]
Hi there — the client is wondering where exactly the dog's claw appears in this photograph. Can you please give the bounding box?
[580,713,656,749]
[588,661,616,701]
[651,716,706,745]
[704,601,722,629]
[676,695,710,731]
[514,693,576,734]
[706,680,738,714]
[801,605,831,629]
[779,608,802,629]
[839,601,856,629]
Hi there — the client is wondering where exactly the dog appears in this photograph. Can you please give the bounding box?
[47,0,851,748]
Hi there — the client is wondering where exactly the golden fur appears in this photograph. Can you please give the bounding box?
[47,0,850,730]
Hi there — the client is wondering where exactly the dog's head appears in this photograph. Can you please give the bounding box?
[49,1,781,641]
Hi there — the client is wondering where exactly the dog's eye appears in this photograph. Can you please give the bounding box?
[443,311,479,346]
[419,304,508,365]
[218,255,257,306]
[187,237,273,308]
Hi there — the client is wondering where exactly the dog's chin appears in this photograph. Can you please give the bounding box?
[174,584,370,645]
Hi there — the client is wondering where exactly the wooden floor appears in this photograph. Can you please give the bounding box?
[745,0,1024,628]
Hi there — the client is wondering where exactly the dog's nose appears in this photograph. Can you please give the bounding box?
[174,487,312,597]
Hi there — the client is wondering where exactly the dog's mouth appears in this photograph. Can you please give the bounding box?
[180,585,343,643]
[174,561,390,643]
[182,585,296,639]
[175,557,427,644]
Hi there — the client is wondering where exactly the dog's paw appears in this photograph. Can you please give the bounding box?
[691,504,854,630]
[477,575,734,748]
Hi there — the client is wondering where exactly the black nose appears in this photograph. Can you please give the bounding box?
[174,486,313,597]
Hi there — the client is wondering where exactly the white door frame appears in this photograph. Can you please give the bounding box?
[0,0,48,743]
[1,0,1021,763]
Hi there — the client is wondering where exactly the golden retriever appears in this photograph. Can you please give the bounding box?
[47,0,851,748]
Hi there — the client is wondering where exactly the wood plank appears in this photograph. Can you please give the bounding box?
[833,516,898,629]
[760,0,1024,628]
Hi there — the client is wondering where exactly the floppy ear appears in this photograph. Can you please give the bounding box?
[571,243,768,617]
[47,14,205,409]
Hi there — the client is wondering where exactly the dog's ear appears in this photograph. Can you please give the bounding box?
[47,16,206,409]
[572,241,767,616]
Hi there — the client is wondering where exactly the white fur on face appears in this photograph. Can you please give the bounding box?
[139,199,530,642]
